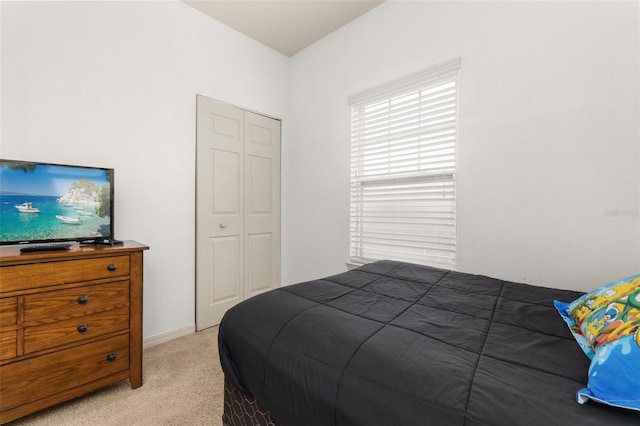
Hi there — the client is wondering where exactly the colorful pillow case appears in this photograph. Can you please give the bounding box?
[554,274,640,411]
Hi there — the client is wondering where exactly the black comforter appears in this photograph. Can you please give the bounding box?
[218,260,640,425]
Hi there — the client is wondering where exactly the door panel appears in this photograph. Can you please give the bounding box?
[208,236,241,303]
[246,232,273,296]
[212,150,240,214]
[244,111,281,301]
[196,97,244,330]
[247,156,272,214]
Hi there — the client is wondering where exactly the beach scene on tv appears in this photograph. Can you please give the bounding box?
[0,161,112,244]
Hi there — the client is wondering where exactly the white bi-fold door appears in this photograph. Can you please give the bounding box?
[196,96,281,330]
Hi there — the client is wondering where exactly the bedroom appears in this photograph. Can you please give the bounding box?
[1,0,638,424]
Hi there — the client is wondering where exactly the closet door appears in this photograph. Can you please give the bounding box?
[196,96,280,330]
[244,112,281,300]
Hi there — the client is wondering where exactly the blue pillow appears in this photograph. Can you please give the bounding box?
[554,274,640,411]
[576,333,640,411]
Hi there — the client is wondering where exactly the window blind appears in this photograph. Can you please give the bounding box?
[349,57,460,269]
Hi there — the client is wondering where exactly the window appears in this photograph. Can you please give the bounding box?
[349,58,460,269]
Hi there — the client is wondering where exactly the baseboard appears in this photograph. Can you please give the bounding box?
[143,324,196,349]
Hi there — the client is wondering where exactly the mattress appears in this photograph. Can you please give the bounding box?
[218,260,640,425]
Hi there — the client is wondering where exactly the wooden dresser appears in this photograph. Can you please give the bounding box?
[0,241,148,424]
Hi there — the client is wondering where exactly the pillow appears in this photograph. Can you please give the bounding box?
[576,332,640,410]
[554,274,640,411]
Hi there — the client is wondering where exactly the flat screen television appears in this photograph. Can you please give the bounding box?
[0,159,115,245]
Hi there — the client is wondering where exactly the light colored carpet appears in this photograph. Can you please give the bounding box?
[8,327,224,426]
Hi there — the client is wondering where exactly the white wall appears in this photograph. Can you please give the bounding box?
[284,0,639,291]
[1,1,289,339]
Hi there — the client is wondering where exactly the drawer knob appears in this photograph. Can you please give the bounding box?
[77,324,88,333]
[107,353,117,362]
[77,296,88,304]
[107,263,117,272]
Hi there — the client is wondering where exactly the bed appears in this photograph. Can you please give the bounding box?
[218,260,640,425]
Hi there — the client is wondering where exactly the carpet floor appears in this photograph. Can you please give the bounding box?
[8,327,224,426]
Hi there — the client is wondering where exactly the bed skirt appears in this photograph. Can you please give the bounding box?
[222,376,281,426]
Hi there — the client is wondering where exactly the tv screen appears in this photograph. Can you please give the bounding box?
[0,159,114,245]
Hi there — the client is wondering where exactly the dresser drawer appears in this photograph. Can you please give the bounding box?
[0,255,130,293]
[0,330,17,361]
[24,307,130,354]
[0,298,17,326]
[24,281,129,324]
[0,333,129,412]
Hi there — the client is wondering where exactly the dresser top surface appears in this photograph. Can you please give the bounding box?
[0,240,148,264]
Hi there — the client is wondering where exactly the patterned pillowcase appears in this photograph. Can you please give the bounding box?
[554,274,640,411]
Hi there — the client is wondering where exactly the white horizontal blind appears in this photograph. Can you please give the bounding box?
[349,58,460,269]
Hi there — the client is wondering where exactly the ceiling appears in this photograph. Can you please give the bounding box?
[183,0,384,57]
